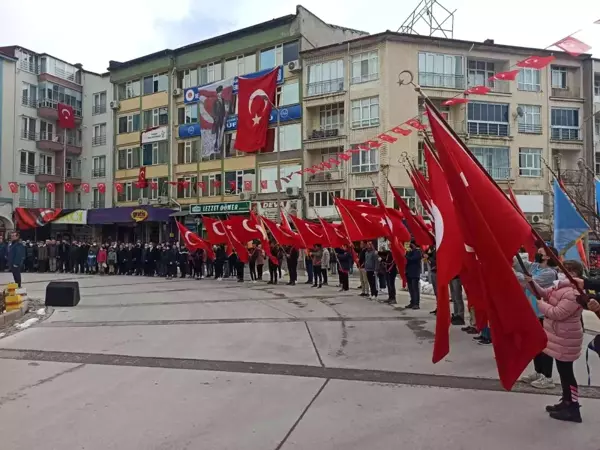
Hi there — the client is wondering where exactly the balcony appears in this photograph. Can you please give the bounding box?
[304,127,346,151]
[418,72,465,90]
[18,198,38,208]
[422,120,466,136]
[37,98,82,123]
[65,168,82,182]
[305,170,345,184]
[518,123,543,135]
[92,168,107,178]
[467,121,510,137]
[484,167,511,180]
[551,86,581,99]
[560,169,584,186]
[36,131,82,155]
[21,94,37,108]
[92,135,107,146]
[305,79,345,98]
[34,165,62,183]
[21,129,36,141]
[551,127,581,141]
[92,104,107,115]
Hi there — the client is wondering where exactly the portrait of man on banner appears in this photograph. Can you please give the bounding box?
[198,78,234,158]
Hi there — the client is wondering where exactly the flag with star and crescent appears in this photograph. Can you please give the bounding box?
[235,68,278,152]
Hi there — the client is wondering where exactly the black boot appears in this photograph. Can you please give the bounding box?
[545,398,568,413]
[549,402,582,423]
[451,315,465,326]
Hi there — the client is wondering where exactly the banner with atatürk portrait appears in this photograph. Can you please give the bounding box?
[198,77,234,158]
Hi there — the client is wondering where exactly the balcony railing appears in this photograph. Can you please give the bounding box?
[42,67,81,84]
[92,135,107,146]
[307,127,344,140]
[21,129,36,140]
[19,60,38,73]
[93,104,107,115]
[92,168,106,178]
[37,98,82,118]
[306,78,345,97]
[551,87,581,98]
[484,167,511,180]
[518,123,543,134]
[551,127,581,141]
[19,164,35,175]
[18,198,38,208]
[306,171,344,183]
[65,168,82,179]
[34,165,58,176]
[21,94,37,108]
[468,121,510,137]
[37,131,82,147]
[560,169,584,185]
[418,72,465,90]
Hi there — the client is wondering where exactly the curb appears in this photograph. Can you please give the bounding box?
[0,301,30,328]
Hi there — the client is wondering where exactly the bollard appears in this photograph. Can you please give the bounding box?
[5,282,23,312]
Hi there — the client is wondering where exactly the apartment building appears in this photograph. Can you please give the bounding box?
[0,46,113,219]
[0,51,17,234]
[108,5,366,230]
[300,32,591,232]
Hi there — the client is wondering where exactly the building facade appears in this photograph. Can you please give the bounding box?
[301,32,591,234]
[0,46,113,231]
[108,5,365,231]
[0,51,17,234]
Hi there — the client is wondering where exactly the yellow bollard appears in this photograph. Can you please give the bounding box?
[4,283,22,312]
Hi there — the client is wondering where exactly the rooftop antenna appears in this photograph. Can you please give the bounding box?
[398,0,456,39]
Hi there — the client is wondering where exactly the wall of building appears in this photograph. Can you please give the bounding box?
[0,55,17,228]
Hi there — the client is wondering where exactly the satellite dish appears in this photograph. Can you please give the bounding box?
[516,106,524,117]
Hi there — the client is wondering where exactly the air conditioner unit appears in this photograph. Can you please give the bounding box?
[109,101,120,110]
[172,88,182,97]
[138,197,149,205]
[287,60,302,72]
[285,186,299,196]
[239,192,256,201]
[529,214,547,224]
[157,196,168,204]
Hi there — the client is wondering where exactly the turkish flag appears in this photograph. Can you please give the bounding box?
[97,183,106,194]
[197,181,206,190]
[234,68,278,152]
[202,217,228,244]
[150,181,158,190]
[389,180,434,247]
[212,180,221,188]
[390,126,412,136]
[57,103,76,129]
[138,167,147,187]
[260,180,268,190]
[27,183,39,194]
[249,212,278,264]
[82,183,90,193]
[114,183,123,193]
[516,55,555,69]
[46,182,55,193]
[224,215,262,243]
[377,133,398,143]
[8,182,18,194]
[222,221,250,263]
[176,221,215,260]
[64,182,74,193]
[426,100,546,390]
[318,219,347,248]
[260,215,304,248]
[405,118,426,130]
[464,85,490,95]
[228,180,237,191]
[334,198,406,242]
[508,185,537,261]
[289,216,327,248]
[338,153,351,161]
[554,36,591,56]
[442,98,469,106]
[374,189,408,280]
[408,167,433,216]
[244,180,252,191]
[489,69,519,81]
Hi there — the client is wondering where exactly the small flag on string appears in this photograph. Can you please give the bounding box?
[516,56,555,69]
[490,69,520,81]
[554,36,591,56]
[390,126,412,136]
[442,98,469,106]
[465,85,490,95]
[378,133,397,143]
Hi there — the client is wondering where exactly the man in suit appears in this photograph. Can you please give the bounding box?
[212,85,227,154]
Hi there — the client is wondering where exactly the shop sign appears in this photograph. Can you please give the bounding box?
[190,201,251,215]
[131,209,149,222]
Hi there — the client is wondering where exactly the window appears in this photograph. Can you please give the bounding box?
[142,177,168,200]
[274,123,301,152]
[92,188,106,209]
[259,165,301,193]
[283,41,299,64]
[118,80,141,100]
[119,182,141,202]
[517,104,541,134]
[39,120,55,141]
[39,187,52,208]
[351,96,379,128]
[467,102,509,136]
[39,154,53,175]
[595,75,600,96]
[142,142,168,166]
[92,156,106,178]
[519,148,542,177]
[354,189,377,205]
[19,185,36,207]
[393,188,416,209]
[21,82,37,107]
[143,107,168,129]
[199,62,222,85]
[351,51,379,84]
[117,147,141,170]
[307,60,344,96]
[259,45,283,70]
[199,173,222,197]
[418,52,464,89]
[351,146,379,173]
[65,158,82,178]
[181,104,198,124]
[178,68,197,89]
[471,146,510,180]
[551,67,567,89]
[118,113,141,133]
[551,108,580,140]
[224,54,256,78]
[39,81,83,115]
[19,150,35,174]
[308,191,341,207]
[276,81,299,106]
[224,133,245,158]
[92,124,107,146]
[319,103,344,133]
[92,92,107,115]
[518,68,541,92]
[177,176,198,199]
[21,117,36,140]
[177,140,199,164]
[224,170,255,195]
[143,73,168,95]
[467,60,495,88]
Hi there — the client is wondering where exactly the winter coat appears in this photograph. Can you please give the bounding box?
[312,249,323,266]
[514,259,558,317]
[47,243,57,258]
[7,241,25,268]
[256,249,265,265]
[107,250,117,264]
[364,249,379,272]
[322,248,330,268]
[336,250,352,272]
[0,242,7,261]
[405,248,422,279]
[97,249,107,264]
[535,279,584,362]
[37,245,49,261]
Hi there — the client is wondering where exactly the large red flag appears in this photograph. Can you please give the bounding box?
[202,217,229,244]
[261,215,304,248]
[235,68,278,152]
[250,212,278,265]
[224,215,262,243]
[176,221,215,260]
[334,198,409,242]
[389,181,434,247]
[289,215,327,248]
[374,189,407,283]
[426,101,547,390]
[319,219,347,248]
[57,103,76,129]
[219,218,249,263]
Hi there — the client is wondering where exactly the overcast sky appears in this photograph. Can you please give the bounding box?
[0,0,598,73]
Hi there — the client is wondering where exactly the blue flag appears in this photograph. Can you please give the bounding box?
[595,178,600,213]
[553,179,588,258]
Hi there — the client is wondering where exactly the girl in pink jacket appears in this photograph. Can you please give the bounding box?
[528,260,584,423]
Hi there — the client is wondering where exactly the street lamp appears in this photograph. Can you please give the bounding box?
[260,94,282,223]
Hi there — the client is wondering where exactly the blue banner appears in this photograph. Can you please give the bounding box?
[553,179,589,259]
[178,122,201,139]
[184,66,284,104]
[225,103,301,131]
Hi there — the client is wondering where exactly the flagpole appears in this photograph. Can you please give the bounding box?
[260,94,281,223]
[63,128,67,208]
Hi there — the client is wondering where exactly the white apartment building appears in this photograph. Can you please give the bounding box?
[301,32,591,237]
[0,46,113,233]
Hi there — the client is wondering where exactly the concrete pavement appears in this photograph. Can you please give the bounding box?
[0,271,599,450]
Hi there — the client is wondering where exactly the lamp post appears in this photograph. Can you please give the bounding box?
[261,94,281,223]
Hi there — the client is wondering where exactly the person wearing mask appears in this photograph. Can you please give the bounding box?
[364,241,379,300]
[526,260,585,423]
[286,245,299,286]
[179,244,190,278]
[47,239,57,273]
[515,246,559,389]
[321,246,330,286]
[405,240,422,310]
[25,241,35,272]
[267,243,279,285]
[87,243,99,274]
[79,241,89,274]
[377,248,387,295]
[276,245,285,279]
[358,242,369,297]
[108,246,117,275]
[336,246,352,292]
[311,244,324,288]
[68,241,79,273]
[304,249,313,285]
[132,241,142,276]
[0,235,7,272]
[37,240,49,273]
[141,244,148,276]
[97,245,107,275]
[255,244,265,281]
[58,239,69,273]
[151,243,161,277]
[7,232,25,287]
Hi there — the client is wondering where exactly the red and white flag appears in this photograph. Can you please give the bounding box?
[202,217,228,245]
[46,182,55,193]
[442,98,469,106]
[64,182,74,193]
[57,103,76,129]
[114,183,123,193]
[464,85,490,95]
[516,56,555,69]
[97,183,106,194]
[554,36,591,56]
[244,180,252,191]
[8,182,18,194]
[176,221,215,260]
[489,69,520,81]
[82,183,90,193]
[27,183,39,194]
